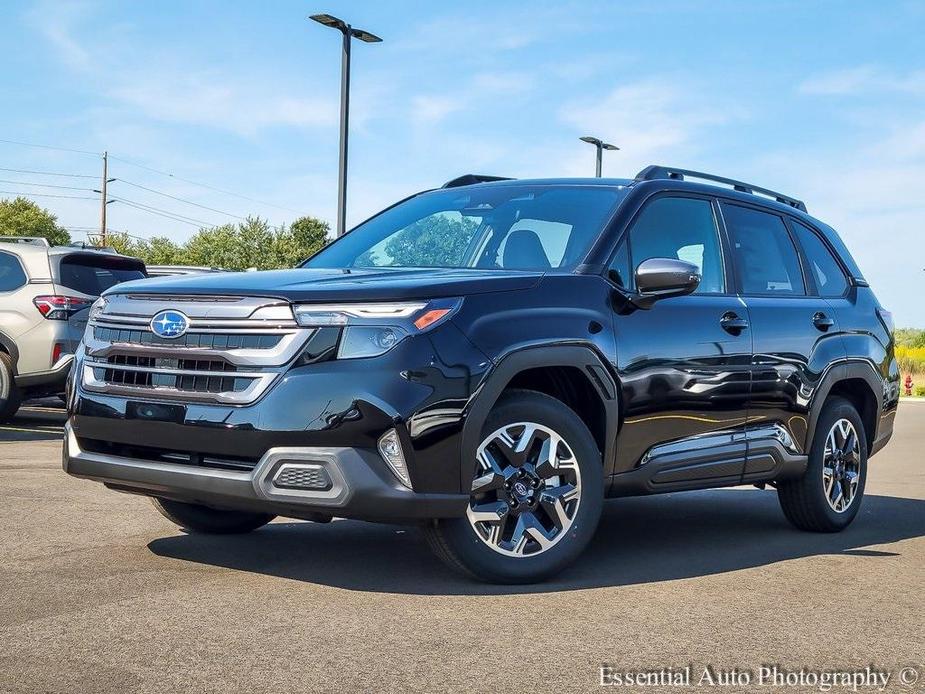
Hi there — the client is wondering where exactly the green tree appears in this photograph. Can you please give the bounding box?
[383,214,478,267]
[271,215,330,267]
[86,213,330,271]
[0,197,70,245]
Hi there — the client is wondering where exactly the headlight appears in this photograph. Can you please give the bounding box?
[293,298,461,359]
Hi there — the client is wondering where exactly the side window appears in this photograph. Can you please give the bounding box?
[608,241,630,288]
[790,220,848,297]
[722,204,805,296]
[0,252,27,292]
[617,196,725,293]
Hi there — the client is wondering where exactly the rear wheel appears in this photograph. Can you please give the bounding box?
[425,390,603,583]
[778,396,867,532]
[0,352,22,423]
[151,497,275,534]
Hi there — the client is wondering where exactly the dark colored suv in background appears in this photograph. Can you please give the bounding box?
[63,166,898,583]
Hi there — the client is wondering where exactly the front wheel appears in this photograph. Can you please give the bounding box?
[777,396,867,532]
[152,497,275,534]
[425,390,604,583]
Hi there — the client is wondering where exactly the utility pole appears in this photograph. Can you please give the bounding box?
[309,13,382,236]
[94,151,115,247]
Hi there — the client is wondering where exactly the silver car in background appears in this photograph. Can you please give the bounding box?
[0,237,146,421]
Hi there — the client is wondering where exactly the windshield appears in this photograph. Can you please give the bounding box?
[304,185,625,271]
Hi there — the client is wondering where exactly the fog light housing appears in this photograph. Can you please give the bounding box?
[378,429,412,489]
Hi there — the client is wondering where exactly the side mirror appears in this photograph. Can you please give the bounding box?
[633,257,700,308]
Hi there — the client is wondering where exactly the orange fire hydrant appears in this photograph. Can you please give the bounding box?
[905,374,913,396]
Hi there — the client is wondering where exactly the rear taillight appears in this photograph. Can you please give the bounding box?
[33,295,92,320]
[52,342,63,364]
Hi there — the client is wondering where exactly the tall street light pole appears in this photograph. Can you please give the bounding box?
[309,13,382,237]
[579,136,619,177]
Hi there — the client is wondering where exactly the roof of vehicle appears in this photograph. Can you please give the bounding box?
[436,168,864,281]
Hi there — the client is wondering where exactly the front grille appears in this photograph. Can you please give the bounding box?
[78,437,261,471]
[81,294,313,405]
[93,326,284,350]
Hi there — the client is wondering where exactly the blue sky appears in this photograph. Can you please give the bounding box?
[1,1,923,324]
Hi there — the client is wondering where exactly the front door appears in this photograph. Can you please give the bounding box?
[609,194,753,488]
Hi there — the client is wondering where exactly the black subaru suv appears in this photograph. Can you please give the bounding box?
[63,166,899,583]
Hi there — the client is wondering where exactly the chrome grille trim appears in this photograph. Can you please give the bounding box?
[80,294,311,404]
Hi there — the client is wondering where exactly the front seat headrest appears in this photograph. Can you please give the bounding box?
[503,229,551,269]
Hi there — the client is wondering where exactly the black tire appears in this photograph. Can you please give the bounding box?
[424,389,604,583]
[151,497,275,534]
[0,351,22,423]
[778,396,867,532]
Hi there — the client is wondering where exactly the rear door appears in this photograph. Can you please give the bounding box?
[609,194,753,487]
[720,202,845,476]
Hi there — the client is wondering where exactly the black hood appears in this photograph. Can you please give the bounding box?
[107,267,544,302]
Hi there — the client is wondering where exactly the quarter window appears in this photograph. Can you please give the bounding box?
[615,196,725,293]
[790,220,848,297]
[0,252,27,292]
[722,204,805,296]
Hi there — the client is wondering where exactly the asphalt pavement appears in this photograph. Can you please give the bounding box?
[1,402,923,693]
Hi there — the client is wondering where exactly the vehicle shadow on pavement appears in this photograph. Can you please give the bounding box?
[0,404,65,443]
[147,489,925,595]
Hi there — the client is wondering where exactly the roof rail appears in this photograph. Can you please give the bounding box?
[442,174,513,189]
[635,165,807,212]
[0,235,51,247]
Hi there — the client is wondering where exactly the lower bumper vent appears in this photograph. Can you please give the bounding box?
[272,463,332,491]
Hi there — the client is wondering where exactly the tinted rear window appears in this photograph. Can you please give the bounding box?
[57,255,146,296]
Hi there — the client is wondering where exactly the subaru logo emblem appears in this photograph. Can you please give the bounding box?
[150,310,189,339]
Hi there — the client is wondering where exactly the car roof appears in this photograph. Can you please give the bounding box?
[439,173,864,281]
[445,175,815,222]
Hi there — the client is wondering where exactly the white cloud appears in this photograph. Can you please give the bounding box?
[558,79,737,173]
[29,3,339,136]
[110,71,338,135]
[410,95,463,125]
[799,66,925,96]
[28,2,92,71]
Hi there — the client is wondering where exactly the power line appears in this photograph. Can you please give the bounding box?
[0,137,302,216]
[113,178,246,220]
[0,190,97,200]
[0,178,95,192]
[107,154,300,214]
[0,138,99,156]
[0,166,96,179]
[108,195,219,228]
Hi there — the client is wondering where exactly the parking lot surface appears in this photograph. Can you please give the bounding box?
[1,403,923,693]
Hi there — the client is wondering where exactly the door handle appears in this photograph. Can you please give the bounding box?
[720,311,749,334]
[813,312,835,331]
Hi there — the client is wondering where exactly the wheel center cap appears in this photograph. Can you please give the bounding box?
[512,481,530,499]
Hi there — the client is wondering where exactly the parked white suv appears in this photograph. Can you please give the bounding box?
[0,237,146,421]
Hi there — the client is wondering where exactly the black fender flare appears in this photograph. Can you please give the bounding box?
[805,359,884,453]
[0,330,19,372]
[459,343,619,491]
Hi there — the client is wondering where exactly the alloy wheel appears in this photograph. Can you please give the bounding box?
[822,418,861,513]
[466,422,581,557]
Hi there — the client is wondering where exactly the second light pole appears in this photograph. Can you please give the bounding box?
[580,136,619,177]
[310,13,382,237]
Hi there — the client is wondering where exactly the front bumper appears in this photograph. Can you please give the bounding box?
[62,423,467,522]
